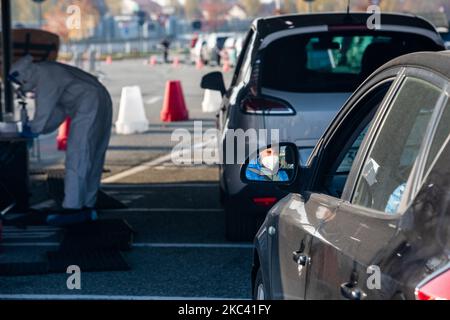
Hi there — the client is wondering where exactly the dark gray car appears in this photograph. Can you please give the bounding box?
[244,51,450,300]
[201,13,445,241]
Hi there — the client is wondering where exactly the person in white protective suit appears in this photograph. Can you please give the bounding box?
[9,55,113,226]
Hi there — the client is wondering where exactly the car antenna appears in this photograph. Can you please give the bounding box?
[346,0,351,14]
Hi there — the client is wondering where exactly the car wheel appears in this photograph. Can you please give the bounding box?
[224,200,261,242]
[253,269,266,300]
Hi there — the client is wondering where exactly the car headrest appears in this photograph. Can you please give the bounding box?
[361,42,406,78]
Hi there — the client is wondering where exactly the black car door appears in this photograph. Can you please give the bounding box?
[336,72,448,300]
[303,123,390,300]
[269,193,342,300]
[305,72,447,300]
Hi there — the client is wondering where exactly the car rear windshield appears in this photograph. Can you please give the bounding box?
[261,31,440,93]
[216,37,229,50]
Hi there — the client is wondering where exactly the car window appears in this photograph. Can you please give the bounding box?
[352,77,443,214]
[336,126,369,174]
[322,125,370,198]
[216,37,228,50]
[261,32,440,93]
[299,148,314,166]
[424,98,450,176]
[232,30,255,86]
[320,81,393,198]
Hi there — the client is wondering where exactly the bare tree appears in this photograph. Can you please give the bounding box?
[295,0,351,13]
[184,0,202,20]
[43,0,99,42]
[242,0,262,18]
[202,0,228,31]
[282,0,297,14]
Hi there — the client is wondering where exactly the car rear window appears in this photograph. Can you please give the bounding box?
[261,31,440,93]
[216,37,228,49]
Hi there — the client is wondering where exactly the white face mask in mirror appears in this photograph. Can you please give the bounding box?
[260,153,280,173]
[245,145,297,183]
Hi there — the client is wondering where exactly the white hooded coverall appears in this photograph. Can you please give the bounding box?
[11,56,113,210]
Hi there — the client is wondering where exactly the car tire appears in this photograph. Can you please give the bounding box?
[225,201,261,242]
[253,268,266,300]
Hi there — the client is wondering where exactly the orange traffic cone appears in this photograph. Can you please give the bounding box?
[172,56,180,68]
[150,55,158,66]
[196,58,204,70]
[223,59,231,73]
[161,81,189,122]
[57,118,71,151]
[105,55,113,65]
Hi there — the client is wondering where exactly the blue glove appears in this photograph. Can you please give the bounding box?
[21,124,39,139]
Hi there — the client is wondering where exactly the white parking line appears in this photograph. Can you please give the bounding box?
[32,200,56,210]
[2,233,58,239]
[101,208,223,213]
[133,243,254,249]
[101,153,176,184]
[1,242,253,249]
[103,183,218,189]
[102,138,217,184]
[145,96,163,105]
[0,294,248,301]
[0,242,59,247]
[3,226,60,232]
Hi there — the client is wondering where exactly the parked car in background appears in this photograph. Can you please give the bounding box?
[191,34,207,64]
[247,51,450,300]
[221,36,239,67]
[201,13,445,241]
[235,35,245,58]
[220,34,247,67]
[441,31,450,48]
[203,33,234,66]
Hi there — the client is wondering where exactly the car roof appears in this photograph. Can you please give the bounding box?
[254,13,440,38]
[376,50,450,80]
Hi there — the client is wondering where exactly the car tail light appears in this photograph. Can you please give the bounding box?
[415,266,450,300]
[242,96,295,115]
[253,197,278,207]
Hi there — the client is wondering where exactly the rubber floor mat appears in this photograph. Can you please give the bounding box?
[47,250,130,273]
[60,219,135,252]
[47,170,127,210]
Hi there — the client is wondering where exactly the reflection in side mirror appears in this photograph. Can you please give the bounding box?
[242,144,298,184]
[200,72,226,96]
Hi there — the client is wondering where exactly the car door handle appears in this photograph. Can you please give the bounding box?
[292,252,310,267]
[340,282,367,300]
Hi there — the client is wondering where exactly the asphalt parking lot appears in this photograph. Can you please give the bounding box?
[0,59,253,300]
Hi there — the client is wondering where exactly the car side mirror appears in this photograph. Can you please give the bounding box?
[241,143,299,185]
[201,72,226,96]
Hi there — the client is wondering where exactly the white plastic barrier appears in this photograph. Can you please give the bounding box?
[116,86,149,135]
[202,89,222,113]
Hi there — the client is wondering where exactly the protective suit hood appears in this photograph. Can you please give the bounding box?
[10,55,39,92]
